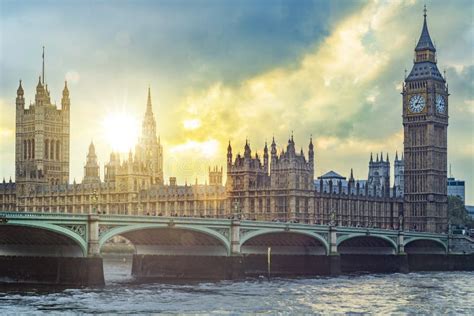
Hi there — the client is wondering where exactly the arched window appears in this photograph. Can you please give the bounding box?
[32,139,35,159]
[45,139,49,159]
[50,140,55,161]
[27,139,31,159]
[23,140,27,159]
[56,140,60,160]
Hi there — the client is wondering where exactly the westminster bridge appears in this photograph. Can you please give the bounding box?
[0,212,472,286]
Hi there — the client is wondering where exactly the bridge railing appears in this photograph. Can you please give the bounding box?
[0,211,89,219]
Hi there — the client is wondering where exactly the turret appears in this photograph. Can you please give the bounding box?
[227,141,233,168]
[244,139,251,159]
[287,133,296,156]
[263,141,269,172]
[16,80,25,110]
[271,136,277,158]
[83,141,100,184]
[348,168,355,195]
[308,136,314,163]
[35,76,46,105]
[61,81,70,111]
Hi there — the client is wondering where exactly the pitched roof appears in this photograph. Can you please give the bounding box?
[406,61,444,82]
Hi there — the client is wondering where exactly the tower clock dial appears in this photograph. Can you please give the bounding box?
[408,94,426,113]
[436,95,446,114]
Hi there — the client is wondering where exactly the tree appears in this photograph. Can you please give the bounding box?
[448,196,474,228]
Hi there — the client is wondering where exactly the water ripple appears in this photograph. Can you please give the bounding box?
[0,260,473,315]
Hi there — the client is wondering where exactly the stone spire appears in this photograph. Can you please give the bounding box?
[227,140,233,167]
[140,87,158,145]
[415,5,436,53]
[308,136,314,163]
[17,80,24,97]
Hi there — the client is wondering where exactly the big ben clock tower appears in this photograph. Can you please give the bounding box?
[403,7,448,233]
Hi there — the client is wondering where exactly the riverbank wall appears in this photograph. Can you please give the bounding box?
[131,253,474,280]
[0,256,104,286]
[1,253,472,286]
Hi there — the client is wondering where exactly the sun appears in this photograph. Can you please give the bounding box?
[102,112,140,152]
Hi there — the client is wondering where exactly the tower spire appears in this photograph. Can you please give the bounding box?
[42,46,45,85]
[146,85,152,113]
[415,5,435,53]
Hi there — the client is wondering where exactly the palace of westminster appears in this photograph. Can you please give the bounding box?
[0,11,449,233]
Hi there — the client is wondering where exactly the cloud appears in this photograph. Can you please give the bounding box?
[162,0,473,203]
[0,0,473,203]
[165,1,414,171]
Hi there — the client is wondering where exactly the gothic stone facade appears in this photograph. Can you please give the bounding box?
[225,138,403,229]
[15,76,70,196]
[0,11,447,232]
[1,84,224,216]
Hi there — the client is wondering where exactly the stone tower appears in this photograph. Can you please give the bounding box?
[394,152,404,198]
[402,8,448,233]
[367,152,390,197]
[209,166,223,186]
[134,87,164,185]
[15,48,70,195]
[104,152,120,185]
[83,141,100,185]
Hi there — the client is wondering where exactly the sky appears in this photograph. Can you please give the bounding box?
[0,0,473,203]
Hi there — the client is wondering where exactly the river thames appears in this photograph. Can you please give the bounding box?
[0,256,473,314]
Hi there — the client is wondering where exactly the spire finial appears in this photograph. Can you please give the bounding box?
[423,4,427,19]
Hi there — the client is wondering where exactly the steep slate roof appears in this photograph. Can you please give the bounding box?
[415,14,436,52]
[406,61,444,82]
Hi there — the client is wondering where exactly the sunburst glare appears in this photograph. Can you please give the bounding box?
[102,112,139,152]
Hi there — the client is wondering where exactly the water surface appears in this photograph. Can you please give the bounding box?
[0,256,472,314]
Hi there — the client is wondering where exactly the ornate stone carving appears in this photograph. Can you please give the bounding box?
[211,228,229,240]
[318,232,329,242]
[98,224,122,237]
[60,224,86,239]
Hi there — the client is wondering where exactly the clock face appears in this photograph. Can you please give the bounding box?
[436,95,446,114]
[408,94,426,113]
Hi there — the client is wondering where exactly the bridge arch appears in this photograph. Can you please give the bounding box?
[99,224,231,256]
[337,234,398,255]
[240,229,329,255]
[0,222,87,257]
[404,237,447,254]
